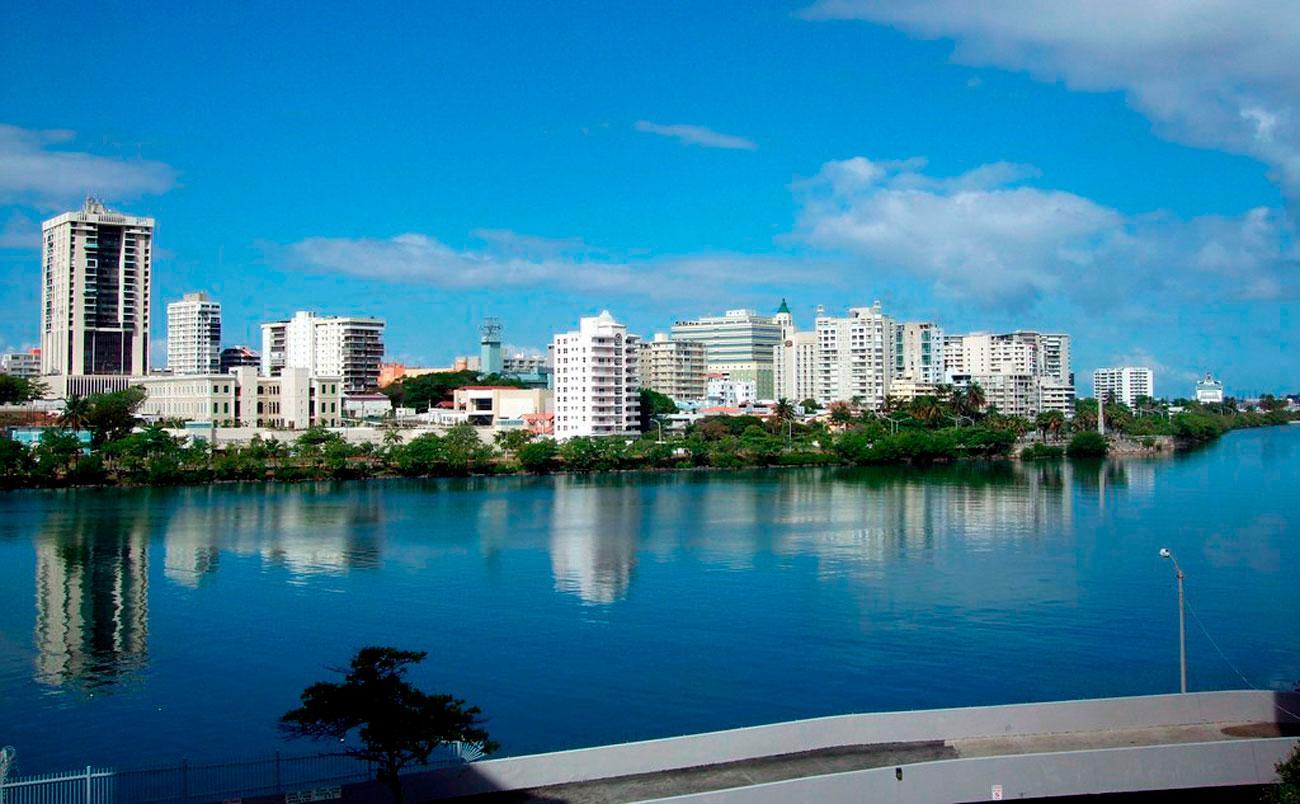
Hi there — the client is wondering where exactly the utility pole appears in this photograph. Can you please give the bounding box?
[1159,548,1187,693]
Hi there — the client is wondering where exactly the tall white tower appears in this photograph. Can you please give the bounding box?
[40,198,154,377]
[167,292,222,375]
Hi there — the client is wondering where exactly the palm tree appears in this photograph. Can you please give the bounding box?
[965,382,986,415]
[772,398,796,422]
[1036,410,1065,442]
[58,394,91,431]
[829,401,854,426]
[908,395,942,428]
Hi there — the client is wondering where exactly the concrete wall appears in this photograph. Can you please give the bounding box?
[409,691,1298,800]
[643,737,1299,803]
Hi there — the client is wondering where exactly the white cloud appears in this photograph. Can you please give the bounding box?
[0,124,176,209]
[275,232,829,301]
[802,1,1300,200]
[633,120,758,151]
[794,156,1297,309]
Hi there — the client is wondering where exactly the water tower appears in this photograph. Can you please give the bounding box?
[480,317,503,375]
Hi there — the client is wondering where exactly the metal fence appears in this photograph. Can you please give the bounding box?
[0,748,475,804]
[0,766,115,804]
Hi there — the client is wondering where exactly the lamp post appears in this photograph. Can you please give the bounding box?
[1159,548,1187,693]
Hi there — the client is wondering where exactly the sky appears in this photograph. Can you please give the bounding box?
[0,1,1295,395]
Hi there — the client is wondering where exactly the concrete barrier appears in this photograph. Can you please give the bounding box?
[407,690,1299,799]
[642,737,1299,803]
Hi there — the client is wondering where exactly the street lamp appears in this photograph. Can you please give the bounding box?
[1159,548,1187,693]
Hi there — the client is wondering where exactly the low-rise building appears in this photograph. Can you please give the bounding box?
[706,376,757,408]
[134,366,342,429]
[452,386,553,427]
[1,350,41,378]
[342,393,392,419]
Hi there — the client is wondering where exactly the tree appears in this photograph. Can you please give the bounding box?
[1066,430,1109,457]
[0,374,46,404]
[1036,410,1066,442]
[494,428,534,458]
[772,398,796,422]
[908,395,942,428]
[799,398,819,414]
[84,387,147,445]
[964,382,986,415]
[638,388,677,432]
[281,647,495,804]
[1266,742,1300,804]
[58,394,92,431]
[828,401,854,426]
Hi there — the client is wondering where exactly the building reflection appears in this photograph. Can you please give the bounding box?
[548,477,639,604]
[34,502,151,689]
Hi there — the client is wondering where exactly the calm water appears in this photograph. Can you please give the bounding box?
[1,427,1297,772]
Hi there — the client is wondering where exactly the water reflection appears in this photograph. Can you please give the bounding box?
[35,502,150,689]
[549,478,639,604]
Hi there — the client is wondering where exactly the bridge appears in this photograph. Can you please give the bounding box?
[392,690,1298,803]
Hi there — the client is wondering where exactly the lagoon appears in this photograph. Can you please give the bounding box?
[0,427,1297,773]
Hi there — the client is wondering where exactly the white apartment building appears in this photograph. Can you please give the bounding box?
[260,311,385,392]
[895,322,945,385]
[705,376,757,408]
[551,311,641,440]
[40,198,153,377]
[639,334,707,402]
[134,366,343,429]
[167,292,221,375]
[670,307,782,398]
[815,302,896,409]
[1,350,41,378]
[1093,367,1155,407]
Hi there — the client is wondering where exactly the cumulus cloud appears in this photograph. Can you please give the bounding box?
[275,232,828,301]
[794,156,1297,309]
[0,124,176,208]
[633,120,758,151]
[802,1,1300,200]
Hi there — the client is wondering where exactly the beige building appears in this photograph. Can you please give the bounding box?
[638,334,706,402]
[815,302,896,409]
[669,307,782,398]
[41,198,154,378]
[134,366,342,429]
[452,386,552,426]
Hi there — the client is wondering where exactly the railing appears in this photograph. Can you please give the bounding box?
[1,745,478,804]
[1,766,114,804]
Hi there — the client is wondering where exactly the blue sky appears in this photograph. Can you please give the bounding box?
[1,1,1295,395]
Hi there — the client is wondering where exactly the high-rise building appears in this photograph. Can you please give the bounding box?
[40,198,153,378]
[218,345,261,373]
[773,300,819,404]
[670,307,782,398]
[166,292,221,375]
[814,302,896,409]
[551,311,641,440]
[1093,367,1155,407]
[638,334,707,402]
[260,311,385,392]
[894,322,946,385]
[944,330,1075,417]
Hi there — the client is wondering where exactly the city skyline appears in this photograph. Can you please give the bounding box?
[1,4,1295,395]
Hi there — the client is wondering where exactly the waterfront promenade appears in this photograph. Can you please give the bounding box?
[389,691,1298,803]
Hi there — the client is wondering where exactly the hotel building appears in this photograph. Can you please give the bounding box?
[551,311,641,440]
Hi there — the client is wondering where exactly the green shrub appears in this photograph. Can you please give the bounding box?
[1067,431,1109,457]
[1021,442,1064,460]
